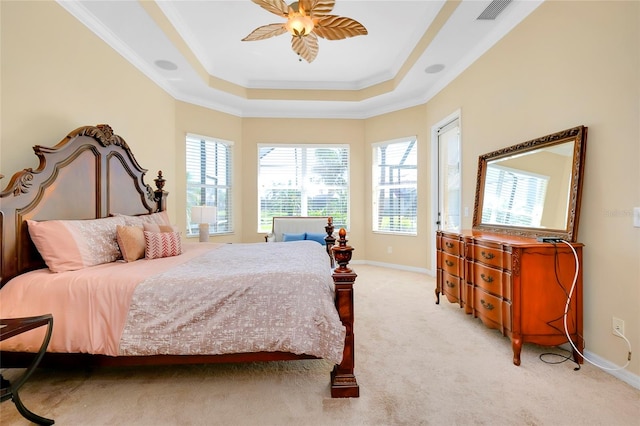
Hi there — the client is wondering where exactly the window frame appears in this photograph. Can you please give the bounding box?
[257,143,350,233]
[186,133,233,236]
[372,137,418,236]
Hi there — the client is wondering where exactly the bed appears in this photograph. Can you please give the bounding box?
[0,124,358,398]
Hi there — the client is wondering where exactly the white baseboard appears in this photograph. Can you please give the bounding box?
[356,260,433,276]
[583,349,640,390]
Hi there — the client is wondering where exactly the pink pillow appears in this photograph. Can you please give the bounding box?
[144,231,183,259]
[27,216,126,272]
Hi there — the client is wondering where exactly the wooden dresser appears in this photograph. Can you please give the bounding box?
[436,230,584,366]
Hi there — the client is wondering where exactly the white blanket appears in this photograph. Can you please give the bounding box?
[120,241,345,363]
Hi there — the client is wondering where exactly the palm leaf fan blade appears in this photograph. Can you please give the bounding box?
[305,0,335,17]
[242,23,288,41]
[291,33,319,63]
[251,0,290,17]
[298,0,313,15]
[314,15,368,40]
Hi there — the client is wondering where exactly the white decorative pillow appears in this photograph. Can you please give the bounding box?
[117,211,171,227]
[27,216,126,272]
[144,231,183,259]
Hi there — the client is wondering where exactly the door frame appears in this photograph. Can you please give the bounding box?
[430,109,462,275]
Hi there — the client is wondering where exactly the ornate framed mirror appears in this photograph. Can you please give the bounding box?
[472,125,587,242]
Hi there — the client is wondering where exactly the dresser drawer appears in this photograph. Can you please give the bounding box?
[474,290,512,331]
[441,252,463,277]
[440,236,462,256]
[469,243,510,269]
[441,271,461,300]
[470,263,511,300]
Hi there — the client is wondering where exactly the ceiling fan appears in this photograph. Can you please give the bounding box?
[241,0,368,63]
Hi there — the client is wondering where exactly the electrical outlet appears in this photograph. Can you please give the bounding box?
[387,246,393,254]
[612,317,625,337]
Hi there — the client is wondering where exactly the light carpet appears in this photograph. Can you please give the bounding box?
[1,265,638,425]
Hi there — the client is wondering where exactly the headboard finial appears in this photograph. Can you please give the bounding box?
[154,171,165,191]
[153,171,168,212]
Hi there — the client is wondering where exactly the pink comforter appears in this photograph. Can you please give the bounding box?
[0,241,345,364]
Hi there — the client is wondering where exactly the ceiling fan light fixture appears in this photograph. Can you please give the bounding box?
[242,0,367,63]
[285,13,314,36]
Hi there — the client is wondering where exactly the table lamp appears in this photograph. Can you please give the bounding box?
[190,206,216,242]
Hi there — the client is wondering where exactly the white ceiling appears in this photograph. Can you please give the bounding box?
[58,0,543,119]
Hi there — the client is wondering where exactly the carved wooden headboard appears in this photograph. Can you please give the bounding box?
[0,124,167,286]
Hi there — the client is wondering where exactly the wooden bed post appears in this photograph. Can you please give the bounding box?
[330,228,359,398]
[324,217,336,268]
[153,171,168,212]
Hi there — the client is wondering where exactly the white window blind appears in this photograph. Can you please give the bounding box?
[186,134,233,235]
[258,145,349,232]
[481,165,548,227]
[373,138,418,234]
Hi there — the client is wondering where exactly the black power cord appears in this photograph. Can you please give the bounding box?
[539,346,581,370]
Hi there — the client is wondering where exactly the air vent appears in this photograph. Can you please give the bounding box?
[477,0,512,20]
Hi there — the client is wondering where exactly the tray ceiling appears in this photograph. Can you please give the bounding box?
[59,0,542,118]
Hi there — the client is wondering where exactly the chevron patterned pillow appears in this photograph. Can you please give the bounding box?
[144,231,183,259]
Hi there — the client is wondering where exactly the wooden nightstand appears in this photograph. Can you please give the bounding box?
[1,314,55,425]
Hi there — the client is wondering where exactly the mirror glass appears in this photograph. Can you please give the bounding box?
[473,126,587,241]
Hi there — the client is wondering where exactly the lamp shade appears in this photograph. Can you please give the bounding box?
[190,206,217,224]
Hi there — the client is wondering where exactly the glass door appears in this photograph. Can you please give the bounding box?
[437,118,461,232]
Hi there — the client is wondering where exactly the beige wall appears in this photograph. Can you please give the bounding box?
[1,1,638,376]
[0,0,177,218]
[364,105,431,269]
[421,0,639,374]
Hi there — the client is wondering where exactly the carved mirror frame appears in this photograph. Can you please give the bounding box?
[472,125,587,242]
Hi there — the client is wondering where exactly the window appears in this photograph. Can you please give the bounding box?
[481,165,549,227]
[373,138,418,234]
[258,145,349,232]
[186,134,232,236]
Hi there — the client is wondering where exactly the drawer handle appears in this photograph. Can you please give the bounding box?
[445,242,454,249]
[481,251,495,260]
[445,260,454,267]
[480,273,494,283]
[446,280,455,288]
[480,299,495,311]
